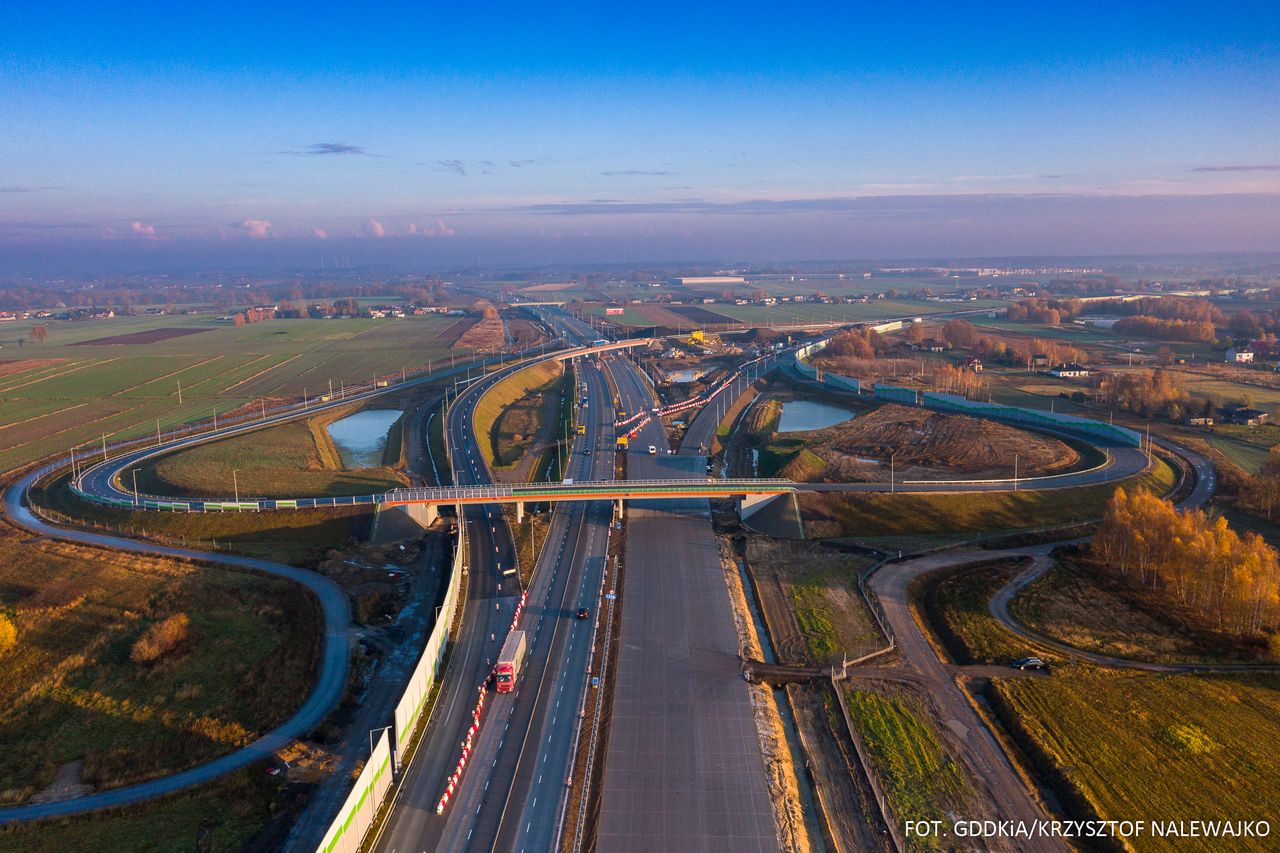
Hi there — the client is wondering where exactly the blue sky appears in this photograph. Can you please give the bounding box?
[2,2,1279,270]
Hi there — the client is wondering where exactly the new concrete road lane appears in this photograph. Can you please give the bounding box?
[597,356,778,853]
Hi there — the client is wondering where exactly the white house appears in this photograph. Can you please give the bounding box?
[1226,348,1255,364]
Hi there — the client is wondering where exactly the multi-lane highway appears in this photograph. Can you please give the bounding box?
[596,353,779,852]
[378,311,620,851]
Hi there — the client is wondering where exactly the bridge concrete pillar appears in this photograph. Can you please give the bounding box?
[615,498,624,519]
[515,501,524,524]
[377,502,438,539]
[738,492,782,520]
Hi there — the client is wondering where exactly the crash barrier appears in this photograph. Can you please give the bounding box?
[392,523,465,759]
[317,729,394,853]
[873,387,1142,448]
[793,341,861,393]
[316,515,465,852]
[793,335,1140,449]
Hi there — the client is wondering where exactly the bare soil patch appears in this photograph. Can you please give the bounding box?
[456,311,505,350]
[0,358,64,378]
[437,317,477,346]
[784,402,1079,482]
[69,327,213,346]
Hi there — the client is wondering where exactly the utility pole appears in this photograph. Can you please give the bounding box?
[261,397,266,421]
[1014,453,1019,491]
[213,407,218,431]
[70,447,77,482]
[890,454,895,493]
[156,418,162,447]
[102,433,109,462]
[177,379,183,405]
[132,469,139,507]
[232,469,240,503]
[329,378,334,398]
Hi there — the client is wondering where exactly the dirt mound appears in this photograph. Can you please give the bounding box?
[802,403,1079,482]
[739,327,783,344]
[457,306,505,350]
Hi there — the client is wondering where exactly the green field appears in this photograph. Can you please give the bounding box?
[136,405,407,500]
[0,313,467,474]
[992,672,1280,852]
[841,687,969,850]
[914,560,1031,665]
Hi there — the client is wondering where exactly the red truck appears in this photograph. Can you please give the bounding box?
[494,630,527,694]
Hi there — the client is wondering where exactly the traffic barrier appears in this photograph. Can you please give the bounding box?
[796,334,1140,448]
[316,729,393,853]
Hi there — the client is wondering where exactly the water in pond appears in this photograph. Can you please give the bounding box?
[777,400,855,433]
[327,409,403,468]
[666,367,709,383]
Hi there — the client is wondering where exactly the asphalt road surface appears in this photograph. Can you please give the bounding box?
[374,358,528,852]
[597,357,778,853]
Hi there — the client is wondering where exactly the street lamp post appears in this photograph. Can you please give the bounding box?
[132,469,139,508]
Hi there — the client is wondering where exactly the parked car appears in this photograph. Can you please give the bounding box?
[1011,656,1049,671]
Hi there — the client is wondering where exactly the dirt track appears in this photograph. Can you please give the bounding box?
[865,548,1069,852]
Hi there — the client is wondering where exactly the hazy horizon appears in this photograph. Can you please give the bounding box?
[3,2,1279,274]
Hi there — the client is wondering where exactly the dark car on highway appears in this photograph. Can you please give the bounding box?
[1011,656,1049,671]
[575,607,590,620]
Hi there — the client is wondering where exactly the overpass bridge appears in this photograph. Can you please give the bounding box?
[74,477,797,525]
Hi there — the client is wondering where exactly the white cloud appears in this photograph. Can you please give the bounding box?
[129,221,158,239]
[311,227,329,239]
[362,219,387,238]
[233,219,273,239]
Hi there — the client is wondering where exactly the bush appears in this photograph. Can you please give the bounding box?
[130,613,191,665]
[0,613,15,654]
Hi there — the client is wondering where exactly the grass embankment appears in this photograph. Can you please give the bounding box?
[840,687,969,850]
[473,360,564,470]
[912,559,1031,665]
[1012,552,1264,663]
[136,404,407,500]
[991,673,1280,852]
[800,456,1175,543]
[744,538,879,663]
[0,770,281,853]
[34,475,371,566]
[0,519,321,804]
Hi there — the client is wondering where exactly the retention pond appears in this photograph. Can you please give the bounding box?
[326,409,403,468]
[777,400,855,433]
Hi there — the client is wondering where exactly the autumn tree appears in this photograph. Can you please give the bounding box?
[1094,488,1280,636]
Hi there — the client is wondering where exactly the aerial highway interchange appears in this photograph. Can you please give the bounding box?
[0,306,1214,852]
